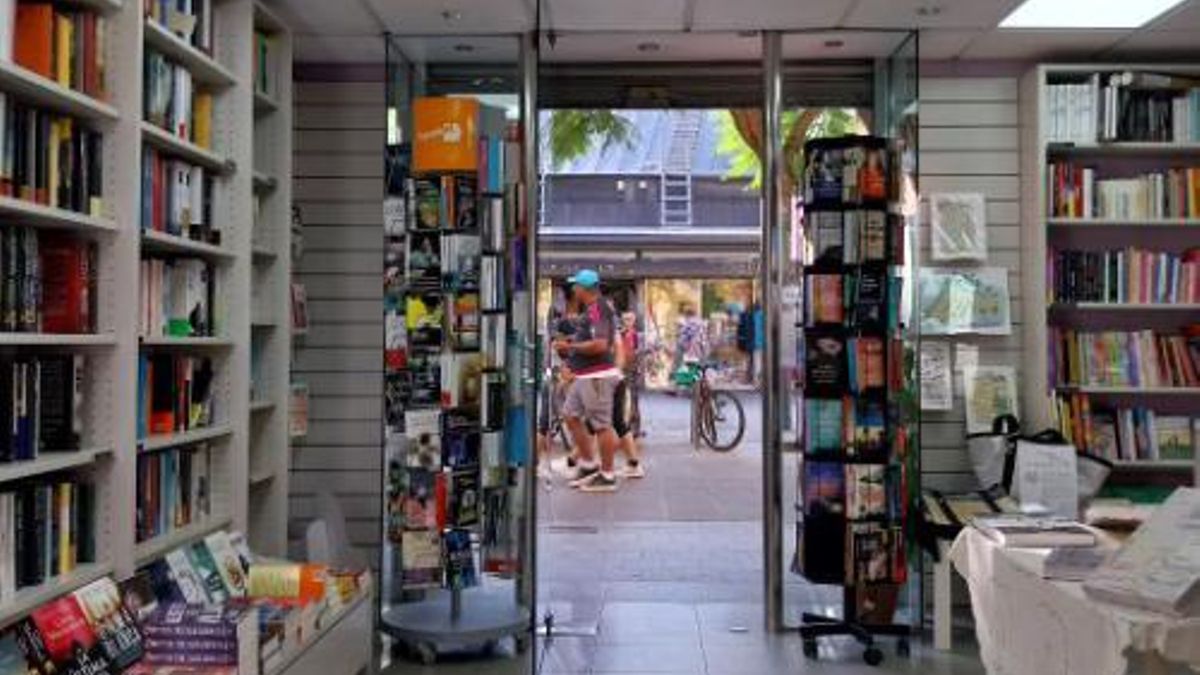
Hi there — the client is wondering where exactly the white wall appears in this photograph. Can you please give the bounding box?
[289,77,385,562]
[919,75,1024,493]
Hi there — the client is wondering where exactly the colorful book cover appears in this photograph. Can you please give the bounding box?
[845,465,887,520]
[405,293,444,348]
[164,549,208,604]
[0,632,28,675]
[443,528,477,590]
[803,462,845,516]
[449,470,480,527]
[184,544,227,605]
[805,334,846,392]
[72,577,145,670]
[808,274,844,325]
[401,531,442,590]
[403,468,438,531]
[407,231,442,289]
[203,532,248,598]
[1156,416,1193,460]
[26,595,98,664]
[412,179,440,230]
[441,411,480,469]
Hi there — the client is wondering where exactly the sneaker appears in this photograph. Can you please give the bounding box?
[577,472,618,493]
[566,464,600,487]
[621,462,645,479]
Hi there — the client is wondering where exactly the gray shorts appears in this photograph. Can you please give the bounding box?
[563,377,619,431]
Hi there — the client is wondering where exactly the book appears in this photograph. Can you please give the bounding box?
[202,532,247,598]
[448,292,480,350]
[1050,328,1200,388]
[39,234,95,334]
[441,410,480,469]
[806,274,843,325]
[141,148,214,241]
[401,468,437,530]
[136,445,210,543]
[185,542,227,604]
[136,354,213,438]
[805,334,846,392]
[401,530,441,589]
[449,470,480,527]
[443,528,476,590]
[804,398,846,454]
[845,464,887,520]
[405,292,444,348]
[803,461,844,516]
[72,577,145,670]
[973,515,1098,548]
[163,549,207,604]
[17,593,111,675]
[846,522,893,585]
[13,4,53,80]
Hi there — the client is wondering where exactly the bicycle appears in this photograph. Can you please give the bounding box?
[673,361,746,452]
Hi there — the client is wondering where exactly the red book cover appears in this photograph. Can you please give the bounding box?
[82,14,95,97]
[30,595,97,663]
[14,4,54,80]
[435,471,448,530]
[40,235,92,334]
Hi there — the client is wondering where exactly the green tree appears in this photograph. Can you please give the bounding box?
[545,110,635,169]
[716,108,866,191]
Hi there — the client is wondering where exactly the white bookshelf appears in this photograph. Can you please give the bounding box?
[248,1,293,557]
[0,0,296,625]
[1019,63,1200,486]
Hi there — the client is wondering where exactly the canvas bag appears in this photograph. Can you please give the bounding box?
[965,414,1021,491]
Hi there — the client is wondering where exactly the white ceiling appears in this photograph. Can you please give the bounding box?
[271,0,1200,63]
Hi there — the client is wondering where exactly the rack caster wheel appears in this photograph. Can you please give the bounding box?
[802,639,818,659]
[415,642,437,665]
[896,639,911,657]
[863,646,884,667]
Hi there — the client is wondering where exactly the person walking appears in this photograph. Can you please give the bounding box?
[554,269,623,493]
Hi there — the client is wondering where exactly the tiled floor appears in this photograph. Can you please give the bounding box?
[384,393,986,674]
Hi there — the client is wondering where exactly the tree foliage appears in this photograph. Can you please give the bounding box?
[545,110,635,169]
[716,108,866,192]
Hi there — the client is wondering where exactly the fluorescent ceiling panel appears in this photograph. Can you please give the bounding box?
[1000,0,1187,28]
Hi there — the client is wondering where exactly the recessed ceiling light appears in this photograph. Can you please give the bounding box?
[441,9,462,22]
[823,39,844,48]
[453,43,474,53]
[1000,0,1185,28]
[637,41,661,53]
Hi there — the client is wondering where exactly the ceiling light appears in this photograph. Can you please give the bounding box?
[916,5,942,17]
[1000,0,1185,28]
[636,42,661,53]
[441,9,462,22]
[823,39,844,48]
[453,43,474,53]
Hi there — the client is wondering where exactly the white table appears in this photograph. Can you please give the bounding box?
[950,528,1200,675]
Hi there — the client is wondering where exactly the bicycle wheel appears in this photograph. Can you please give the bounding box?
[701,390,746,452]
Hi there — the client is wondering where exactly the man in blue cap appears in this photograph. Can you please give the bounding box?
[553,268,622,492]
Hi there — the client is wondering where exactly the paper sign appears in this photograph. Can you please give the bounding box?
[920,341,953,411]
[1013,440,1078,519]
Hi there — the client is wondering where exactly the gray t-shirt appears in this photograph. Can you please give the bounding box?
[567,298,617,375]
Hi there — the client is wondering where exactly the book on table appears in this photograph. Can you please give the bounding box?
[973,515,1098,548]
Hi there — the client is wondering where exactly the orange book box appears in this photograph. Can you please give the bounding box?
[413,97,480,173]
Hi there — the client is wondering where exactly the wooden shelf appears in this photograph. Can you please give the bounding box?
[250,399,275,412]
[1050,303,1200,311]
[0,60,119,122]
[254,90,279,115]
[1047,141,1200,156]
[142,230,236,260]
[142,122,231,173]
[134,516,233,566]
[0,333,117,347]
[1048,217,1200,228]
[140,425,233,452]
[0,562,115,629]
[0,447,113,485]
[143,19,238,87]
[140,336,235,348]
[0,196,117,234]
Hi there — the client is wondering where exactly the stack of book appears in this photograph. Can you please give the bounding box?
[2,229,97,334]
[0,478,96,597]
[1047,162,1200,219]
[1049,247,1200,304]
[9,2,108,98]
[144,48,214,147]
[0,354,85,460]
[135,442,211,542]
[136,353,214,438]
[138,257,215,338]
[973,515,1098,548]
[0,99,104,215]
[1050,327,1200,388]
[141,147,215,240]
[1054,392,1198,462]
[144,0,215,54]
[1046,72,1200,144]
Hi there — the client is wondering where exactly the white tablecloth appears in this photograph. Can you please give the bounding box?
[950,527,1200,675]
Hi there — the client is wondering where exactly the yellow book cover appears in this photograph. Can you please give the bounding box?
[47,118,60,208]
[193,92,213,149]
[56,483,73,575]
[54,13,71,87]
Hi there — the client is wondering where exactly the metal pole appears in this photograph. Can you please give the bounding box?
[760,31,784,633]
[518,29,539,616]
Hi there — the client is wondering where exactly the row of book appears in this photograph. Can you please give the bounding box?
[1047,162,1200,219]
[1054,392,1197,462]
[141,147,215,240]
[386,348,505,422]
[802,140,891,206]
[144,0,215,54]
[803,461,902,521]
[805,333,885,393]
[0,354,84,461]
[1048,247,1200,304]
[1046,73,1200,144]
[0,477,94,597]
[403,290,499,355]
[136,353,213,439]
[145,48,214,148]
[7,2,107,99]
[139,257,215,338]
[1049,327,1200,389]
[803,397,886,458]
[135,442,211,543]
[2,228,96,334]
[806,209,890,266]
[804,270,892,328]
[796,517,907,587]
[0,96,104,216]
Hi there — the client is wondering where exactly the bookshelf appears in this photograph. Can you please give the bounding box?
[1019,63,1200,485]
[0,0,294,627]
[247,0,293,557]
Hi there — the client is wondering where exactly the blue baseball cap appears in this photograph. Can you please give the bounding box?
[567,269,601,289]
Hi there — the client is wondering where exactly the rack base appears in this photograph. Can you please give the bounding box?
[799,612,911,667]
[381,581,530,665]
